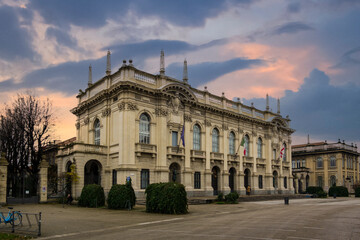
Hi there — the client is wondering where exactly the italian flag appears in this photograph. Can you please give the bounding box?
[240,136,246,156]
[280,147,285,159]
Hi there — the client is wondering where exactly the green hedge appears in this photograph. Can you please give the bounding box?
[145,182,188,214]
[225,192,239,204]
[355,187,360,197]
[78,184,105,208]
[328,186,349,197]
[317,190,328,198]
[306,186,323,194]
[108,181,136,210]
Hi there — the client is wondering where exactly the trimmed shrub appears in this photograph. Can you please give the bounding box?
[317,190,328,198]
[328,186,349,197]
[306,186,323,194]
[225,192,239,204]
[355,187,360,197]
[146,182,188,214]
[78,184,105,208]
[107,181,136,209]
[217,192,224,202]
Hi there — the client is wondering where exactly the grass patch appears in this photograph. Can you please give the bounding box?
[0,233,33,239]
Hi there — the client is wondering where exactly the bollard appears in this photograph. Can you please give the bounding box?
[284,197,289,205]
[38,212,42,236]
[333,193,336,199]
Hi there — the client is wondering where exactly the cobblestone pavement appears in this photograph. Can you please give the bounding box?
[1,197,360,240]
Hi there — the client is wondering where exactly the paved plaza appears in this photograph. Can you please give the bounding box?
[1,197,360,240]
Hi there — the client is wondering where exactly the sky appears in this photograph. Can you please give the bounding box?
[0,0,359,147]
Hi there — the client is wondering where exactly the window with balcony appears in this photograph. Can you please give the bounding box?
[212,128,219,153]
[244,135,249,157]
[257,137,262,158]
[273,149,276,160]
[94,119,100,145]
[172,131,178,147]
[139,113,150,144]
[229,131,235,155]
[193,124,201,150]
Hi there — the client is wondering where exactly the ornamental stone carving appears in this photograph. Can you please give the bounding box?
[154,108,168,117]
[167,93,183,114]
[222,124,228,131]
[75,122,80,129]
[118,102,125,111]
[184,114,192,122]
[84,117,89,125]
[204,119,212,127]
[102,108,111,117]
[127,102,138,111]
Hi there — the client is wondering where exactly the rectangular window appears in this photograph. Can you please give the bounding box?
[258,175,263,189]
[292,161,296,169]
[297,160,301,168]
[172,131,178,147]
[194,172,201,189]
[141,169,149,189]
[302,160,306,167]
[112,169,117,185]
[317,176,323,188]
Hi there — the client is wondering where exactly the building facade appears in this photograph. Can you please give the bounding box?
[292,140,359,193]
[56,51,295,198]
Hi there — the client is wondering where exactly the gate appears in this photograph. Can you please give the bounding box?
[6,170,39,204]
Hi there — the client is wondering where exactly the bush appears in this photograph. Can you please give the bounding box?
[317,190,328,198]
[306,186,323,194]
[355,187,360,197]
[108,181,136,210]
[328,186,349,197]
[225,192,239,204]
[78,184,105,208]
[217,192,224,202]
[146,182,188,214]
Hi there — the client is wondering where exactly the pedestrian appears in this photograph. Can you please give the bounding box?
[246,185,251,195]
[67,193,73,205]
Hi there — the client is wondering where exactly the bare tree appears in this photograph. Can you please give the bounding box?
[0,93,53,197]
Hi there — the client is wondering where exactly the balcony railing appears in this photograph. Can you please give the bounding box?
[272,159,280,167]
[135,143,157,157]
[292,143,358,154]
[256,158,266,167]
[58,143,107,156]
[167,146,185,160]
[211,152,224,164]
[190,150,206,162]
[227,154,240,165]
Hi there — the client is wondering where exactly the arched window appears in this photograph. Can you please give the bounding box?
[257,137,262,158]
[139,113,150,144]
[212,128,219,153]
[229,131,235,155]
[317,157,323,168]
[244,135,250,157]
[94,119,100,145]
[193,124,201,150]
[330,175,336,187]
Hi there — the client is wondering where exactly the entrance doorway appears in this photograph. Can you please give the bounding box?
[212,166,220,195]
[84,160,102,185]
[244,168,251,189]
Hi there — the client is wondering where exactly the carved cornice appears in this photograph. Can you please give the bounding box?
[222,124,228,131]
[118,102,125,111]
[204,119,212,127]
[127,102,138,111]
[75,122,80,129]
[84,117,89,125]
[102,107,111,117]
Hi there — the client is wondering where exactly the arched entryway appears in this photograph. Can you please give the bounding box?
[306,175,310,190]
[244,168,251,189]
[212,166,220,195]
[169,162,181,183]
[298,179,303,193]
[273,171,278,189]
[229,167,236,192]
[65,161,73,194]
[84,160,102,185]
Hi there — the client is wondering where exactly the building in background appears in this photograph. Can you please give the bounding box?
[56,50,295,198]
[292,139,359,193]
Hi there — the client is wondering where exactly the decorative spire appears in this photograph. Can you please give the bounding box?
[106,50,111,76]
[277,98,280,114]
[266,94,269,111]
[160,49,165,76]
[88,64,92,87]
[183,59,188,83]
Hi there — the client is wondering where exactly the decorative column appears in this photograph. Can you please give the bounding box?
[39,157,49,203]
[0,153,8,205]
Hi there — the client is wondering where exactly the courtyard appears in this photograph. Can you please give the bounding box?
[1,197,359,240]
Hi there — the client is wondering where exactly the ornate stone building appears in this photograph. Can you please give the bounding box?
[56,50,295,197]
[292,140,359,193]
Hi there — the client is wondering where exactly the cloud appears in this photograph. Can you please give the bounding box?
[332,46,360,69]
[0,5,37,60]
[46,27,78,48]
[243,69,360,143]
[272,22,314,35]
[167,57,265,87]
[287,2,301,13]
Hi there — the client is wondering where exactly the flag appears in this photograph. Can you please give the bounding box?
[180,124,185,147]
[280,147,285,159]
[240,136,245,146]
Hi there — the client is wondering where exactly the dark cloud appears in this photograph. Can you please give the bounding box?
[29,0,256,29]
[243,69,360,142]
[46,27,78,48]
[166,58,266,87]
[332,46,360,69]
[0,6,37,60]
[287,2,301,13]
[272,22,314,35]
